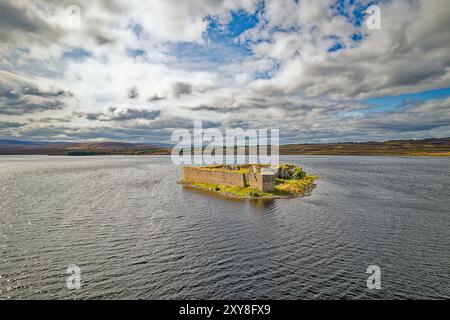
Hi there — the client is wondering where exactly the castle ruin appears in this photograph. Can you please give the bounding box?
[182,164,298,192]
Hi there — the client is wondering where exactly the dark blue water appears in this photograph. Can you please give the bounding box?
[0,155,449,299]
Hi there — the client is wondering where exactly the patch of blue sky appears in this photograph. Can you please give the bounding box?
[335,87,450,119]
[332,0,383,27]
[327,35,345,52]
[168,41,250,70]
[131,23,144,39]
[314,1,380,50]
[126,48,146,58]
[363,87,450,112]
[329,0,384,45]
[206,1,263,45]
[168,3,265,69]
[254,59,281,79]
[226,9,260,38]
[351,32,363,42]
[62,48,92,60]
[328,42,345,52]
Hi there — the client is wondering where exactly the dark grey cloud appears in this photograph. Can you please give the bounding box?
[12,124,174,143]
[31,116,73,124]
[0,1,48,39]
[0,99,65,116]
[8,97,450,143]
[127,86,139,99]
[189,105,224,112]
[172,82,192,98]
[147,94,166,102]
[0,71,72,115]
[0,121,24,129]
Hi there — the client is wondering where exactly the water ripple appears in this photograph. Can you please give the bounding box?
[0,155,449,299]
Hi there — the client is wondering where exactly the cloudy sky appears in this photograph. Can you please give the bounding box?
[0,0,449,143]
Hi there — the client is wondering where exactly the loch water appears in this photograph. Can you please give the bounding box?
[0,155,449,299]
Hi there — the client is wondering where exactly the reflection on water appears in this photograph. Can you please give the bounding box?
[0,155,449,299]
[248,199,280,217]
[249,199,276,210]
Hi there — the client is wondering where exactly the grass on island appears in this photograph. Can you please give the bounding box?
[198,166,251,174]
[184,175,318,199]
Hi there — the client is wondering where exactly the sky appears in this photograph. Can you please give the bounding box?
[0,0,449,144]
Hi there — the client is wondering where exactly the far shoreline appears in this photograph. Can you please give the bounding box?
[0,153,449,157]
[0,137,449,156]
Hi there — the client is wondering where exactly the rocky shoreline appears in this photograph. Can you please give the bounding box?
[178,179,317,200]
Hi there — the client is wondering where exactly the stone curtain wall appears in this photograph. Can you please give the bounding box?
[245,173,275,192]
[261,174,275,191]
[246,172,261,190]
[183,167,246,187]
[183,166,276,191]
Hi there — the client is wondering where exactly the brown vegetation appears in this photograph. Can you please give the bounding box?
[279,138,450,156]
[0,138,448,156]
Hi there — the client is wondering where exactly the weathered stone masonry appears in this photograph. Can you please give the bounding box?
[182,165,277,192]
[183,166,246,187]
[247,172,275,191]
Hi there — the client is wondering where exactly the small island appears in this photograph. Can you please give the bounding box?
[179,164,317,199]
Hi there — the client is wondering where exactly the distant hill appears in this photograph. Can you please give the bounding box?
[279,137,450,156]
[0,139,62,148]
[0,138,448,156]
[0,140,172,155]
